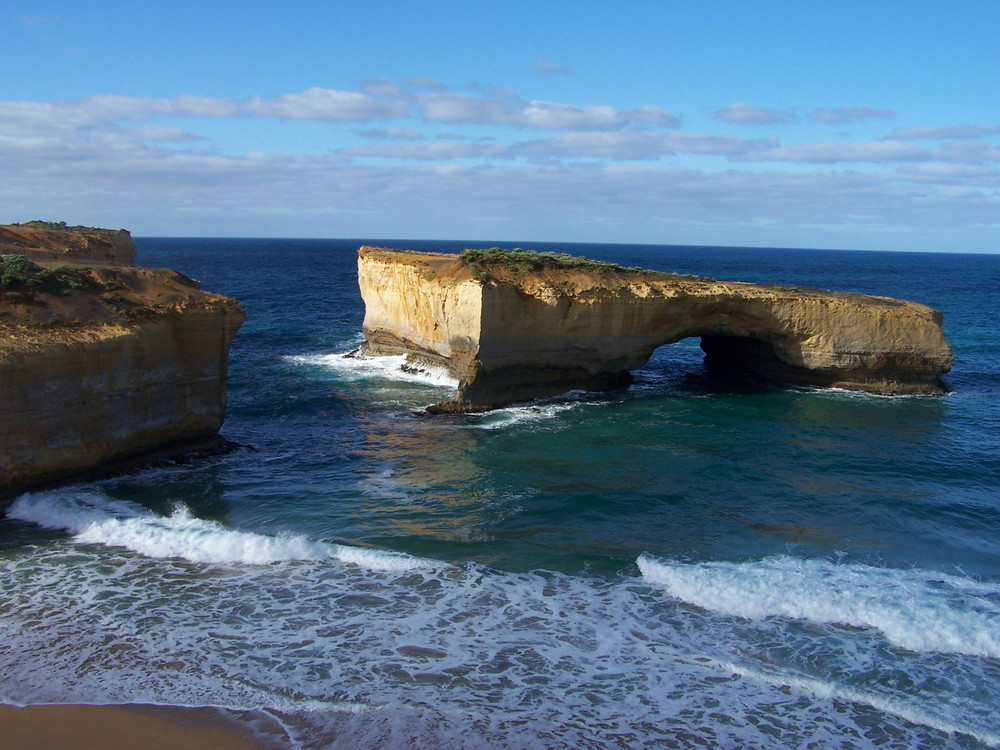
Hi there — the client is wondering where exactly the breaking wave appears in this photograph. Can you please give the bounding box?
[638,553,1000,658]
[285,352,459,388]
[7,492,434,572]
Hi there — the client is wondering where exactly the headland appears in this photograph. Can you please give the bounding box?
[0,222,244,501]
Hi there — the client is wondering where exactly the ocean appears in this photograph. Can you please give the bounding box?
[2,238,999,749]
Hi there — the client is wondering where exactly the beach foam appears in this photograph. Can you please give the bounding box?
[715,658,1000,748]
[1,526,996,748]
[637,553,1000,658]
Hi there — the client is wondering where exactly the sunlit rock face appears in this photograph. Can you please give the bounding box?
[0,225,243,499]
[358,247,953,413]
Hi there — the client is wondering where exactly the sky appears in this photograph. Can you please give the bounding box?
[3,1,999,252]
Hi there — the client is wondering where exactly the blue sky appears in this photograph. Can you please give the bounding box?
[3,1,999,252]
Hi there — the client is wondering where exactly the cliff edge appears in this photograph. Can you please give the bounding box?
[357,247,953,412]
[1,224,244,501]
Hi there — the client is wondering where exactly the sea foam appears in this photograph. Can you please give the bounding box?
[638,553,1000,658]
[7,492,433,572]
[2,526,996,748]
[286,352,459,388]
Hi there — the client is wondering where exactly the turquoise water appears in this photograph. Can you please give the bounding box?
[2,239,999,748]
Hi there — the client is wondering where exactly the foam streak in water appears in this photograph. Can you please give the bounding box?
[715,658,1000,748]
[638,554,1000,658]
[7,492,432,572]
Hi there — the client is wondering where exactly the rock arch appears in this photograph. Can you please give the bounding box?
[357,248,953,413]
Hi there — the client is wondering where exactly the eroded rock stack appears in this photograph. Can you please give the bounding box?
[357,247,952,412]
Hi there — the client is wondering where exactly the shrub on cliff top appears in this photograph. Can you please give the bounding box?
[1,254,41,275]
[459,247,647,275]
[12,220,98,234]
[1,254,97,295]
[1,254,43,292]
[18,220,68,230]
[456,247,716,283]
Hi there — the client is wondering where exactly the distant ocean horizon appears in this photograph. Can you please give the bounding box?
[139,235,1000,256]
[3,238,998,748]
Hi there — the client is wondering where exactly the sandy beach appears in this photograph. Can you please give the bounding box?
[0,704,268,750]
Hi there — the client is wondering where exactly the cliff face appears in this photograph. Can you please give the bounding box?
[1,225,243,500]
[357,247,953,412]
[357,249,483,375]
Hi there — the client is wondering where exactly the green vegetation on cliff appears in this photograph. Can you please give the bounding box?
[459,247,647,276]
[9,220,107,234]
[458,247,713,283]
[1,254,94,298]
[0,254,165,321]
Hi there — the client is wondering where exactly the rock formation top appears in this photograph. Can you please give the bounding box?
[0,221,136,264]
[357,247,953,412]
[0,222,237,341]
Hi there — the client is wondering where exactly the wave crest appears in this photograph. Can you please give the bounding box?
[638,553,1000,658]
[7,492,434,572]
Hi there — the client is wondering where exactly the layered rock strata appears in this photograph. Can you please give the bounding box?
[357,247,952,412]
[1,225,243,500]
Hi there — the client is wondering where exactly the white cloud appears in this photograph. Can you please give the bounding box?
[16,143,1000,247]
[20,15,58,26]
[405,77,448,92]
[0,84,681,152]
[932,140,1000,164]
[741,141,929,164]
[354,128,425,141]
[5,134,996,250]
[360,78,406,97]
[531,59,577,76]
[241,87,407,120]
[417,91,519,125]
[716,102,796,125]
[521,101,672,130]
[2,83,998,251]
[123,126,206,143]
[0,90,404,137]
[668,132,778,157]
[523,101,623,130]
[416,92,678,131]
[887,123,1000,140]
[340,142,512,161]
[629,105,681,127]
[510,131,774,162]
[515,131,670,161]
[811,106,895,124]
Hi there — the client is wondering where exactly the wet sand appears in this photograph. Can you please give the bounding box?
[0,704,269,749]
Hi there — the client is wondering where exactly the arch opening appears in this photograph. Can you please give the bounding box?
[633,334,790,393]
[699,334,792,383]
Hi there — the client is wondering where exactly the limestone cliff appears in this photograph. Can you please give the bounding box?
[1,225,243,500]
[357,247,953,412]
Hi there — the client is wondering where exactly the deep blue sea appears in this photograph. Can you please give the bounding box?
[2,239,999,749]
